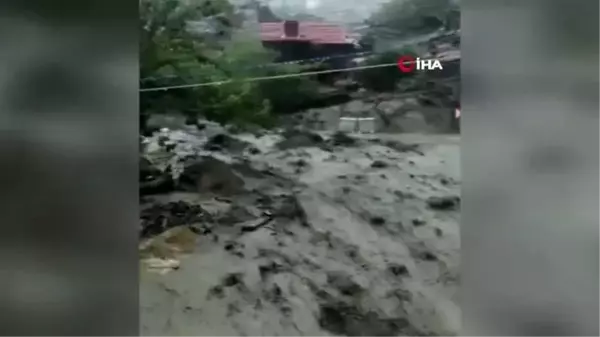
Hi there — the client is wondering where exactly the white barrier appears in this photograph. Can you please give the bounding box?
[357,117,376,133]
[338,117,358,132]
[338,117,376,133]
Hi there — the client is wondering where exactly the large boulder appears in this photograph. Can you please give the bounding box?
[276,129,325,150]
[177,156,246,196]
[140,156,174,195]
[140,157,161,182]
[204,133,249,153]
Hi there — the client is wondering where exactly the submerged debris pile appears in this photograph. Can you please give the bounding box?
[140,201,208,238]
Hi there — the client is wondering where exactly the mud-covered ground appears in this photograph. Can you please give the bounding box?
[139,126,460,336]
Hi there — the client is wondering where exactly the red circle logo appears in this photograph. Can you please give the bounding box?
[397,55,416,73]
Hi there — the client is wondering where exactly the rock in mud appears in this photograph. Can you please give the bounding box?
[331,131,356,146]
[140,174,175,196]
[276,129,324,150]
[222,272,244,287]
[383,140,421,154]
[258,261,285,279]
[140,157,175,195]
[426,196,460,210]
[275,195,309,226]
[204,133,248,153]
[318,302,414,336]
[419,251,438,261]
[207,285,225,299]
[140,157,161,180]
[370,160,388,168]
[217,204,255,225]
[164,143,176,152]
[289,159,309,168]
[369,216,386,226]
[178,156,245,196]
[223,240,245,257]
[412,218,427,226]
[387,263,409,277]
[157,135,169,146]
[327,271,363,296]
[264,283,285,304]
[247,146,261,155]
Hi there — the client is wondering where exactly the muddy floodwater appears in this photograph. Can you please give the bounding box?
[140,129,460,336]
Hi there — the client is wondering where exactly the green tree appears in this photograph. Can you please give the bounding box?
[367,0,460,38]
[140,0,273,130]
[140,0,320,131]
[140,0,236,130]
[355,48,417,92]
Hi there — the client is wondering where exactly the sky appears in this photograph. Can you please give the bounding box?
[266,0,390,24]
[305,0,320,10]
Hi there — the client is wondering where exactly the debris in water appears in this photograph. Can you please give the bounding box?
[426,196,460,210]
[140,201,207,238]
[143,258,180,275]
[369,216,386,226]
[222,272,244,287]
[331,131,356,146]
[277,129,324,149]
[387,263,409,277]
[411,218,426,226]
[204,133,249,153]
[178,156,246,196]
[370,160,388,168]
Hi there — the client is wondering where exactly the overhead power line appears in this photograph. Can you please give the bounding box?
[140,50,374,82]
[139,53,459,93]
[140,61,398,92]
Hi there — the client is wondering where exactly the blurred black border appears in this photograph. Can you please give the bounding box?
[0,0,139,335]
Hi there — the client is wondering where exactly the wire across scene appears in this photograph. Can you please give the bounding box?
[139,54,459,93]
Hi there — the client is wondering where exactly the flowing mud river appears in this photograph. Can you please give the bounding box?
[140,129,460,336]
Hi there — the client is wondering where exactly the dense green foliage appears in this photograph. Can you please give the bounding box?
[140,0,319,130]
[356,0,460,93]
[139,0,460,130]
[355,48,418,92]
[367,0,460,37]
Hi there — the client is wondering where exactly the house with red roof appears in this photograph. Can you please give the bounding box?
[259,20,363,66]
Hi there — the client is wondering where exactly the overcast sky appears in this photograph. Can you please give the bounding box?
[266,0,390,24]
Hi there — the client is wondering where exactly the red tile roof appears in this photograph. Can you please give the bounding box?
[260,21,351,44]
